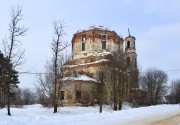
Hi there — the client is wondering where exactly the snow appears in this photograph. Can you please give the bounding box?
[0,104,180,125]
[62,75,97,82]
[64,59,109,68]
[93,51,112,56]
[76,26,110,34]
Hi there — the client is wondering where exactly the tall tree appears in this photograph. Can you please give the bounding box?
[0,51,8,108]
[0,51,19,108]
[2,5,28,116]
[51,20,69,113]
[139,68,168,105]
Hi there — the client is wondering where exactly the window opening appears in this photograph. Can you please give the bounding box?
[102,35,106,40]
[76,91,81,101]
[60,91,64,100]
[82,36,85,51]
[102,41,106,49]
[82,42,85,51]
[127,57,130,66]
[101,35,106,49]
[127,41,130,48]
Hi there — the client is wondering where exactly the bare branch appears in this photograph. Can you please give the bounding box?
[5,5,28,65]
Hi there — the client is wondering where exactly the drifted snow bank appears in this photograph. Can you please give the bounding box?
[0,104,180,125]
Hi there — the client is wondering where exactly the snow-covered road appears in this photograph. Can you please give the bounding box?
[116,108,180,125]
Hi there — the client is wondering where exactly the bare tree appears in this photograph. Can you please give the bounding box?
[139,68,168,105]
[9,87,36,106]
[21,88,35,105]
[95,51,136,111]
[34,53,70,107]
[109,51,131,111]
[34,60,54,106]
[169,79,180,104]
[51,20,69,113]
[12,88,23,106]
[2,5,28,115]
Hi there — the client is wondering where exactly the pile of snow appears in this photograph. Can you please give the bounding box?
[62,75,97,82]
[0,104,180,125]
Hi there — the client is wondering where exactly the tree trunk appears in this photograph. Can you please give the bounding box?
[98,72,104,113]
[113,72,117,111]
[7,87,11,116]
[99,102,102,113]
[53,62,57,113]
[7,63,12,116]
[114,102,117,111]
[118,101,122,110]
[54,103,57,113]
[99,83,103,113]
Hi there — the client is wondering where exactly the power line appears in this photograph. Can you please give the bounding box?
[166,69,180,72]
[18,71,51,75]
[17,69,180,75]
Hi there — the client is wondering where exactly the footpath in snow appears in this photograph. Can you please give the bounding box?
[0,104,180,125]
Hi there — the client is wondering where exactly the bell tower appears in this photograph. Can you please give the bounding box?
[124,29,137,69]
[124,29,138,89]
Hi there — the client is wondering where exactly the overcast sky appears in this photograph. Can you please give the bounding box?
[0,0,180,88]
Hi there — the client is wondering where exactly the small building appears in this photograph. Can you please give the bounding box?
[58,26,138,106]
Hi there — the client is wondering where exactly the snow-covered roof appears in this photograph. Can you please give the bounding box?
[64,59,109,68]
[62,75,97,82]
[76,26,110,34]
[93,52,112,56]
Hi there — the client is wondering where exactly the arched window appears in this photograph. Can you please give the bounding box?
[102,35,106,40]
[82,37,85,41]
[135,58,137,67]
[102,35,106,49]
[82,36,85,51]
[127,57,130,66]
[82,42,85,51]
[127,41,130,48]
[102,41,106,49]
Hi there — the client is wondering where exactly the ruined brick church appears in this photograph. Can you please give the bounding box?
[59,26,138,105]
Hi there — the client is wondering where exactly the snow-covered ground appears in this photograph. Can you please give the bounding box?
[0,104,180,125]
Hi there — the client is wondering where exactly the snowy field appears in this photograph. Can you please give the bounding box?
[0,104,180,125]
